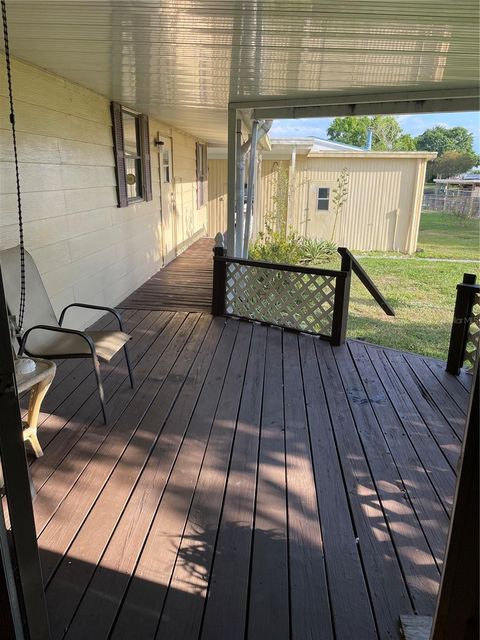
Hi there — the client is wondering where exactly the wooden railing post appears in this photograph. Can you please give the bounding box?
[446,273,477,375]
[331,249,352,346]
[212,233,227,316]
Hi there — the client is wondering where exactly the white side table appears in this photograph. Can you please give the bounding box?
[15,357,56,458]
[0,358,56,498]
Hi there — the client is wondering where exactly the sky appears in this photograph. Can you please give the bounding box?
[269,111,480,152]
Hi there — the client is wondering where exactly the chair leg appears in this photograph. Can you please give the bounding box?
[91,353,107,424]
[124,344,134,388]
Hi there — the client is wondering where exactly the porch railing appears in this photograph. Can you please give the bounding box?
[446,273,480,374]
[212,239,394,345]
[212,246,351,344]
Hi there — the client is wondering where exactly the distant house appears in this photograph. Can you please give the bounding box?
[434,172,480,196]
[423,172,480,217]
[208,138,435,253]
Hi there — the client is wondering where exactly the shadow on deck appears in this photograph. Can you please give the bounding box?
[24,240,471,640]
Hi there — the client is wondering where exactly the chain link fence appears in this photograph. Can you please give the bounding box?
[422,191,480,218]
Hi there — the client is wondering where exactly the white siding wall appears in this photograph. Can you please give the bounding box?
[0,59,206,328]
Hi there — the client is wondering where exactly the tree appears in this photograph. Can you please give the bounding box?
[393,133,416,151]
[327,116,371,148]
[426,151,478,181]
[327,115,416,151]
[415,126,475,156]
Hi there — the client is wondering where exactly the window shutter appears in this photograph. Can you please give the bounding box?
[111,102,128,208]
[141,114,153,202]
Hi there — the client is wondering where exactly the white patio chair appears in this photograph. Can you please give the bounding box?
[0,246,134,423]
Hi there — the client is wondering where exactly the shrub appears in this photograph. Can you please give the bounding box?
[249,234,338,266]
[249,228,304,265]
[299,238,338,265]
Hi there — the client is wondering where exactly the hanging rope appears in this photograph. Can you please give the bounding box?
[1,0,26,333]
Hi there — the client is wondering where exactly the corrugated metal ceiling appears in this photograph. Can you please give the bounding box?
[4,0,479,142]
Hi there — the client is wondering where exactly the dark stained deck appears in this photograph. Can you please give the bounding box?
[119,238,214,312]
[25,308,469,639]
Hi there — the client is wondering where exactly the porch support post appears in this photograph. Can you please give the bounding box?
[446,273,477,374]
[226,106,237,256]
[234,118,245,258]
[212,233,227,316]
[430,362,478,639]
[0,268,50,639]
[243,119,258,258]
[331,250,352,346]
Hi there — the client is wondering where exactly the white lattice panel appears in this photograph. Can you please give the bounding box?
[464,292,480,370]
[224,262,336,336]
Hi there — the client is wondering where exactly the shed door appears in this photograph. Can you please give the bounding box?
[307,182,336,241]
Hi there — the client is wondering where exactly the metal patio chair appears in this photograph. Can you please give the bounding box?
[0,246,134,423]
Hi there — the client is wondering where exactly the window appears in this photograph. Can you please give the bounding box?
[196,142,207,208]
[317,187,330,211]
[111,102,152,207]
[162,149,171,183]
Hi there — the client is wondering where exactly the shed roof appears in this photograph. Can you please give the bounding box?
[208,140,436,161]
[307,150,437,159]
[269,137,363,151]
[3,0,479,143]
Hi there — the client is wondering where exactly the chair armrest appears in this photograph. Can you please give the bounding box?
[59,303,124,331]
[19,324,96,356]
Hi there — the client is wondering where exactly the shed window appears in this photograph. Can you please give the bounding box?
[196,142,207,209]
[317,187,330,211]
[111,102,152,207]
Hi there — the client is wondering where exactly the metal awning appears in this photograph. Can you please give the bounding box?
[2,0,479,143]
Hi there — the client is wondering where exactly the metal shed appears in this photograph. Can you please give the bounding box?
[208,140,437,252]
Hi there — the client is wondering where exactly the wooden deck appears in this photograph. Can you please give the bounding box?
[119,238,214,312]
[25,306,469,639]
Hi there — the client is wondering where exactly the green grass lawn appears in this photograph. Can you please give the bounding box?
[318,210,479,359]
[416,211,480,260]
[346,258,479,360]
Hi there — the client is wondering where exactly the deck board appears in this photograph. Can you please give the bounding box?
[247,327,290,640]
[317,340,412,639]
[283,332,335,639]
[423,359,470,413]
[200,324,265,640]
[157,321,251,640]
[383,350,462,469]
[109,319,243,640]
[335,343,444,611]
[299,335,379,639]
[119,238,214,313]
[46,315,218,640]
[26,238,470,639]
